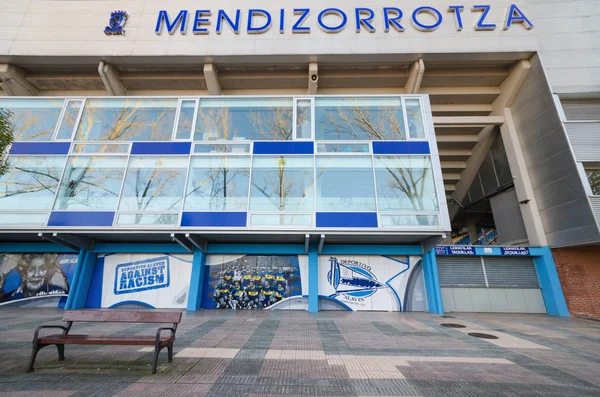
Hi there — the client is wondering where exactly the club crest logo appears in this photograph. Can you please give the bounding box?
[104,10,128,36]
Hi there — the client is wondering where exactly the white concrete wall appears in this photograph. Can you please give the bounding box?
[0,0,597,95]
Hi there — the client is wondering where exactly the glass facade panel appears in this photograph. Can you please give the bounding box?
[193,143,251,153]
[116,213,179,226]
[250,156,314,211]
[380,214,439,227]
[316,143,370,153]
[0,99,64,141]
[250,213,313,227]
[315,97,406,141]
[73,143,130,154]
[0,213,48,226]
[55,100,82,140]
[119,157,188,211]
[194,98,293,141]
[0,156,66,210]
[374,156,439,211]
[405,98,425,139]
[75,98,177,141]
[175,100,196,139]
[585,168,600,195]
[185,156,250,210]
[296,99,312,139]
[316,156,376,211]
[54,156,128,210]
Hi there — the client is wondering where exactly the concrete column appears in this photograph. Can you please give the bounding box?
[500,108,548,246]
[467,224,478,245]
[308,242,319,313]
[187,249,207,311]
[533,247,569,316]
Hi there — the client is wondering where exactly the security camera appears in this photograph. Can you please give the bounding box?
[311,74,318,82]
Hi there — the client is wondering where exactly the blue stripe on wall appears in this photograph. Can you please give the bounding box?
[181,212,247,227]
[48,211,115,227]
[372,141,430,155]
[9,142,71,155]
[131,142,191,155]
[253,141,314,155]
[316,212,378,228]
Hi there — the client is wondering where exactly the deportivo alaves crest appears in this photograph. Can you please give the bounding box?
[105,10,129,35]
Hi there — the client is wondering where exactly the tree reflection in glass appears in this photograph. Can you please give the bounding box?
[315,97,406,140]
[0,156,66,209]
[0,99,64,141]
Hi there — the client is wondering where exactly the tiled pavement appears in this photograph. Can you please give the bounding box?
[0,309,599,396]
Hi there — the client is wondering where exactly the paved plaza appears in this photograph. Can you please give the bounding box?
[0,309,598,396]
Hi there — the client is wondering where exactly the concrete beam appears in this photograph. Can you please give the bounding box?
[308,62,318,95]
[492,60,531,113]
[433,116,505,125]
[431,104,493,114]
[405,58,424,94]
[436,135,479,143]
[420,86,500,96]
[98,61,127,96]
[171,233,194,253]
[186,233,207,252]
[439,149,472,157]
[203,63,221,95]
[0,64,39,96]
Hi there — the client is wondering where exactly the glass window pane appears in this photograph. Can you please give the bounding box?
[315,97,406,141]
[73,144,129,154]
[119,157,188,211]
[374,156,439,211]
[586,169,600,195]
[316,143,370,153]
[116,213,179,226]
[316,156,376,211]
[380,214,439,227]
[194,98,293,141]
[194,143,250,153]
[75,98,177,141]
[0,156,66,210]
[0,212,48,226]
[0,99,64,141]
[175,100,196,140]
[250,213,313,227]
[185,156,250,210]
[405,98,425,139]
[56,100,82,140]
[296,99,312,139]
[250,156,314,211]
[54,156,128,210]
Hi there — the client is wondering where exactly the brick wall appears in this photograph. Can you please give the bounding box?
[552,246,600,318]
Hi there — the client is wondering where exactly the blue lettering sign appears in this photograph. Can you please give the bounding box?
[411,6,443,32]
[193,10,211,35]
[435,246,449,255]
[279,9,285,33]
[292,8,311,33]
[216,9,241,34]
[383,7,404,32]
[504,4,533,30]
[114,256,171,295]
[318,8,347,33]
[155,10,188,35]
[501,247,530,256]
[447,5,464,31]
[247,9,272,34]
[355,8,376,33]
[448,246,476,255]
[472,5,496,31]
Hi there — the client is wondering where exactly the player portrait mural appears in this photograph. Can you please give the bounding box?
[202,255,302,309]
[0,253,78,306]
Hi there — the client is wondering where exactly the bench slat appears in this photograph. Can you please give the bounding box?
[62,310,182,324]
[39,334,172,346]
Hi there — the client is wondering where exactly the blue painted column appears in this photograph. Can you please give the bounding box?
[422,249,443,314]
[187,249,207,311]
[64,249,86,310]
[69,249,99,309]
[534,247,569,317]
[308,242,319,313]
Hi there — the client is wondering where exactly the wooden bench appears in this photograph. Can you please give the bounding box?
[27,310,182,374]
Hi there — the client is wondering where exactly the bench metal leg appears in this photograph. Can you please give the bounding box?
[167,343,173,363]
[27,341,47,373]
[57,344,65,361]
[152,347,160,374]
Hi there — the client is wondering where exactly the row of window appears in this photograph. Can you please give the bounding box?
[0,96,427,143]
[0,153,439,226]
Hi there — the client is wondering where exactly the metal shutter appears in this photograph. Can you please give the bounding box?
[483,257,539,288]
[437,257,486,287]
[561,100,600,121]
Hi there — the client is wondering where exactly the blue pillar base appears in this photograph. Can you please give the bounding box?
[187,249,207,311]
[423,249,444,315]
[308,242,319,313]
[534,247,569,317]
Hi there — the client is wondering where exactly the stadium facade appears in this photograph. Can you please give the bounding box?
[0,0,598,316]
